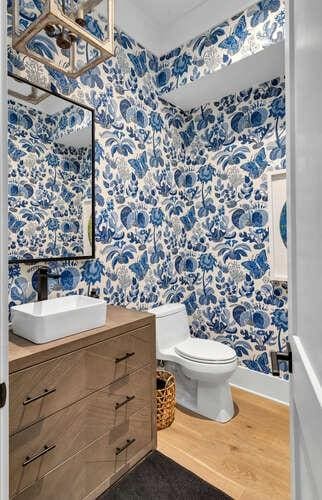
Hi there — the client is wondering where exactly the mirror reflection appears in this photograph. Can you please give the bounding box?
[8,74,94,263]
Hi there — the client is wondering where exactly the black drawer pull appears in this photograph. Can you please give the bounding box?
[115,438,136,456]
[115,395,135,410]
[23,388,56,406]
[115,352,135,364]
[22,444,56,467]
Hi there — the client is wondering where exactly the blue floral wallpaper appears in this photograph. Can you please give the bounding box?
[7,0,288,378]
[8,98,92,260]
[156,0,285,94]
[175,77,287,378]
[51,104,92,141]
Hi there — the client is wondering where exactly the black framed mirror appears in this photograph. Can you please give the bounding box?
[8,72,95,264]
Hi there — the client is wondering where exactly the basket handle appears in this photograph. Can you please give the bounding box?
[165,374,174,388]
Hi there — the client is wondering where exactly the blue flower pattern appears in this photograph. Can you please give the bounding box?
[7,0,288,379]
[157,1,285,94]
[8,99,92,260]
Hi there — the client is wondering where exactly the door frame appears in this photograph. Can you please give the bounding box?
[285,2,295,497]
[0,1,8,499]
[286,0,322,498]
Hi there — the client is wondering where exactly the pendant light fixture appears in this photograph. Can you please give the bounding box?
[12,0,114,78]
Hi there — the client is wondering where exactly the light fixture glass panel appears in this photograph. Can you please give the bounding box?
[13,0,48,38]
[26,28,104,75]
[26,27,60,61]
[73,38,101,71]
[71,0,111,42]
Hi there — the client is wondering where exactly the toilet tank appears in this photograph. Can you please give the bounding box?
[149,303,189,359]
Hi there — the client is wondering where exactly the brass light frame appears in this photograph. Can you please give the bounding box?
[12,0,114,78]
[9,78,50,104]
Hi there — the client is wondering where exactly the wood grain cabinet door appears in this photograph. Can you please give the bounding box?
[12,406,152,500]
[10,325,153,434]
[10,365,152,496]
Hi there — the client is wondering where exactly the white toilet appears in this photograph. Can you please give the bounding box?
[149,303,238,422]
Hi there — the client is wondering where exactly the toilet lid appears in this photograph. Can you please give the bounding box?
[175,338,236,364]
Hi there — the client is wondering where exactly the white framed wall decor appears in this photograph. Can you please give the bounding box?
[268,171,287,281]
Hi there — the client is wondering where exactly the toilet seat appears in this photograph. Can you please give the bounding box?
[175,338,237,364]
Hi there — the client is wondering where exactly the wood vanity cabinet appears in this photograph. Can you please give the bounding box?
[9,306,156,500]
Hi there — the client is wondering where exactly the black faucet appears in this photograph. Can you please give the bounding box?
[37,267,61,301]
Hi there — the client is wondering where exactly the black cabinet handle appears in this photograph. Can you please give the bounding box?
[115,352,135,364]
[22,444,56,467]
[0,382,7,409]
[115,395,135,410]
[23,388,56,406]
[270,342,292,376]
[115,438,136,456]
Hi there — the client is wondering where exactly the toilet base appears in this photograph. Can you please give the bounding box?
[197,380,234,422]
[164,361,235,423]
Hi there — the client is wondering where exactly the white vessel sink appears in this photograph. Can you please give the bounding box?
[11,295,107,344]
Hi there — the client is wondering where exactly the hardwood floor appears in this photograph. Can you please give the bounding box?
[157,387,290,500]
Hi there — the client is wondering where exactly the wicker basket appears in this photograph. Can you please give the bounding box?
[156,370,176,430]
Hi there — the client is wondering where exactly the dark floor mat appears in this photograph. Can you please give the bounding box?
[98,451,233,500]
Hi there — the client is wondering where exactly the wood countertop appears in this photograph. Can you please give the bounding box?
[9,305,155,373]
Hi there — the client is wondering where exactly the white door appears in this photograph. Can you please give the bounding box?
[0,1,8,499]
[286,0,322,498]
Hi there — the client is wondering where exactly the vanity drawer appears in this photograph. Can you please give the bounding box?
[10,325,153,434]
[12,406,152,500]
[10,365,152,497]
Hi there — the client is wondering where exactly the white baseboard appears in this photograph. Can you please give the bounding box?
[230,366,289,405]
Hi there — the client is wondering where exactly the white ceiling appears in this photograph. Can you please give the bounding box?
[164,42,285,111]
[116,0,255,55]
[134,0,207,27]
[58,126,92,148]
